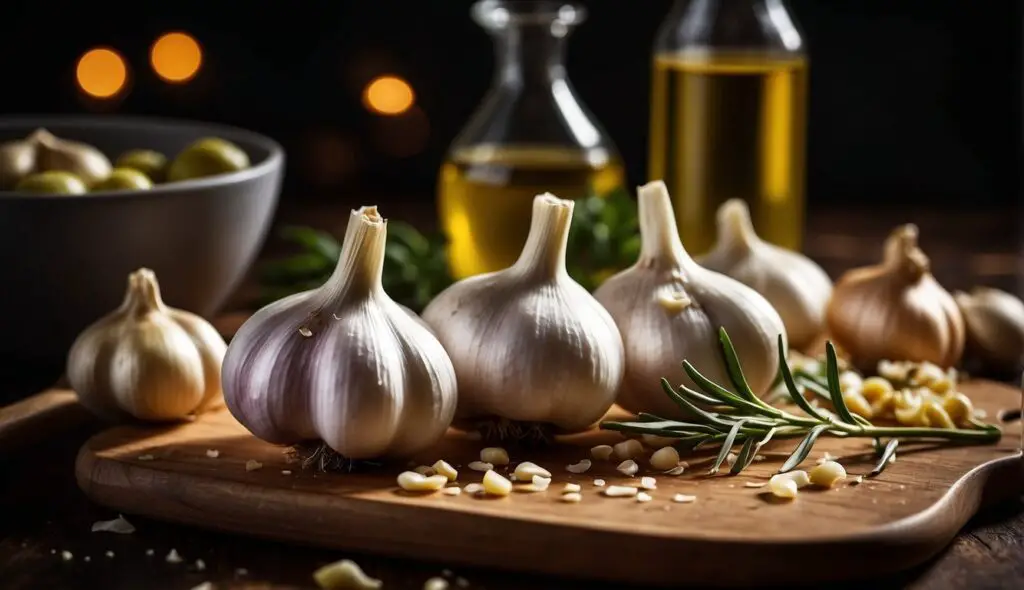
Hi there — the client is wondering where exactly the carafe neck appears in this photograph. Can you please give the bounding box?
[493,26,567,86]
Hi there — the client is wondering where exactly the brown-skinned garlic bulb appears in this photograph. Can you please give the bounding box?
[954,287,1024,372]
[223,206,457,461]
[422,194,624,437]
[33,128,112,187]
[698,199,833,350]
[826,224,964,371]
[593,181,786,419]
[67,268,227,422]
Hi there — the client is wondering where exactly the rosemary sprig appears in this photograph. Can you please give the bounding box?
[600,330,1002,475]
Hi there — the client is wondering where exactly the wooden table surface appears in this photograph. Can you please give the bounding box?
[2,200,1023,590]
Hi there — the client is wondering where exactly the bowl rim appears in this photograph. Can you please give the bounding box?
[0,114,285,201]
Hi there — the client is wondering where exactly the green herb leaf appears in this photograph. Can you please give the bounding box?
[279,226,342,261]
[718,328,761,404]
[777,335,832,423]
[710,420,746,475]
[870,439,899,476]
[729,436,758,475]
[824,343,860,426]
[778,423,830,473]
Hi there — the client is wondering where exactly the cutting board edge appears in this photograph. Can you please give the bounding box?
[73,442,1024,587]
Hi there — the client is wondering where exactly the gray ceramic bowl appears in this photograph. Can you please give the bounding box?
[0,115,283,362]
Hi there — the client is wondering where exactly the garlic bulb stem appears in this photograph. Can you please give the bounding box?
[125,270,164,317]
[884,224,929,281]
[638,183,688,267]
[511,194,572,280]
[715,199,758,253]
[319,206,386,303]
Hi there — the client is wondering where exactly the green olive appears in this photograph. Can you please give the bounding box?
[115,149,167,182]
[166,137,250,182]
[14,171,88,195]
[92,168,154,192]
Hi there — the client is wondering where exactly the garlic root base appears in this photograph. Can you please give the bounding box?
[461,417,557,447]
[290,441,384,473]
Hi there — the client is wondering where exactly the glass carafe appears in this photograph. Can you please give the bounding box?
[649,0,808,255]
[438,0,625,279]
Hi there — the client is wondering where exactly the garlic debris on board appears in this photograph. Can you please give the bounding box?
[222,206,458,461]
[422,194,624,436]
[593,181,786,419]
[826,224,964,371]
[954,287,1024,373]
[32,128,112,187]
[67,268,226,422]
[698,199,833,350]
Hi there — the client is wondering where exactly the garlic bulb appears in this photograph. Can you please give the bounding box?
[33,128,112,186]
[223,206,457,460]
[593,181,785,419]
[698,199,833,350]
[954,287,1024,372]
[0,135,38,189]
[422,194,623,434]
[826,224,964,370]
[67,268,227,422]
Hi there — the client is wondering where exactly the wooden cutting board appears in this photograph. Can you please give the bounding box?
[75,380,1023,587]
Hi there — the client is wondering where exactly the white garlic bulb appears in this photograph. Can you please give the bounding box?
[826,224,964,371]
[422,193,624,434]
[593,181,786,419]
[223,206,457,460]
[67,268,227,422]
[954,287,1024,372]
[698,199,833,350]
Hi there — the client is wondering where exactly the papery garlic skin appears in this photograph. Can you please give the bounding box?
[422,194,624,433]
[223,206,457,460]
[67,268,226,422]
[954,287,1024,372]
[698,199,833,350]
[826,224,964,371]
[594,181,785,419]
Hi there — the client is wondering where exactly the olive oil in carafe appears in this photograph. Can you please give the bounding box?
[648,53,808,255]
[438,146,625,279]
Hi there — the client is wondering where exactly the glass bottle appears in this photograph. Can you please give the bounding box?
[438,0,625,279]
[649,0,808,255]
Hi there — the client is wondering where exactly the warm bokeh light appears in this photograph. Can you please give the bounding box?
[362,75,415,115]
[151,32,203,82]
[76,48,128,99]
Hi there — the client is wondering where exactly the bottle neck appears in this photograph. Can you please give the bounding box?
[494,26,568,86]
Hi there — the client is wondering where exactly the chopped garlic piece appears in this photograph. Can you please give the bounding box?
[482,470,512,496]
[809,460,847,488]
[61,550,73,561]
[616,459,638,477]
[664,465,686,476]
[432,460,458,481]
[137,454,155,461]
[640,434,676,448]
[105,551,114,558]
[561,492,583,503]
[640,476,657,490]
[397,471,448,492]
[205,449,220,458]
[649,446,680,470]
[725,452,738,467]
[850,475,864,485]
[566,459,592,474]
[191,583,214,590]
[816,452,836,465]
[468,461,493,472]
[657,290,692,312]
[744,482,767,488]
[313,559,383,589]
[613,439,644,459]
[562,483,581,494]
[245,460,263,472]
[636,491,653,503]
[145,549,154,556]
[463,483,484,495]
[514,461,551,480]
[282,470,292,475]
[195,558,206,571]
[603,485,638,498]
[590,444,614,460]
[768,474,799,499]
[531,475,552,491]
[781,470,810,488]
[593,478,606,487]
[672,494,696,503]
[413,465,436,477]
[442,487,461,496]
[91,514,135,534]
[424,577,450,590]
[166,549,184,564]
[480,447,510,465]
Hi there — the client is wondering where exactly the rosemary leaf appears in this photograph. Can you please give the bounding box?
[660,379,738,430]
[870,439,900,476]
[710,420,746,475]
[729,436,758,475]
[778,423,830,473]
[777,335,832,423]
[718,328,761,403]
[825,343,861,426]
[682,360,773,417]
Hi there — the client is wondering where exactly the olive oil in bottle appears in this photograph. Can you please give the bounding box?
[439,145,624,279]
[649,0,808,255]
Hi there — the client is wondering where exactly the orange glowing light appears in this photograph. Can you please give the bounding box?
[362,76,415,115]
[76,48,128,99]
[151,32,203,82]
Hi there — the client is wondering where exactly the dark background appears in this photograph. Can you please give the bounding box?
[0,0,1020,207]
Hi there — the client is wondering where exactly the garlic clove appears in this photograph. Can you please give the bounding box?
[954,287,1024,373]
[222,206,458,461]
[698,199,833,350]
[0,135,38,189]
[422,194,624,435]
[594,181,786,419]
[67,268,226,422]
[31,128,112,187]
[826,224,965,371]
